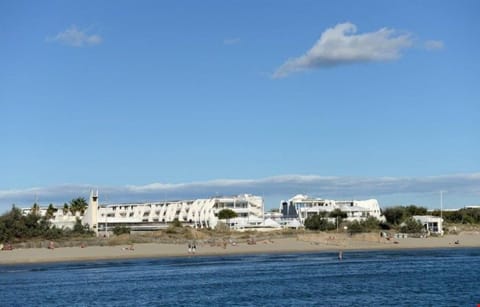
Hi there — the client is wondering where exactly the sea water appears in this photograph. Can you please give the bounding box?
[1,248,479,306]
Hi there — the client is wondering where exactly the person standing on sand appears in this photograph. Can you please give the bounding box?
[192,243,196,254]
[188,243,192,254]
[338,250,343,261]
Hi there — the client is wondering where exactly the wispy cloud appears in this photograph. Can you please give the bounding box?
[424,40,444,50]
[1,174,479,210]
[47,25,102,47]
[273,22,413,78]
[223,38,241,45]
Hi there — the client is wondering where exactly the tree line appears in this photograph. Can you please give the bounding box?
[383,205,480,225]
[304,205,480,233]
[0,198,93,243]
[431,208,480,224]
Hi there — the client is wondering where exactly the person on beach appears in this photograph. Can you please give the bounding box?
[192,243,196,254]
[48,241,55,250]
[188,243,192,254]
[338,250,343,261]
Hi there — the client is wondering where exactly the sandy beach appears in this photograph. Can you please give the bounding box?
[1,232,479,265]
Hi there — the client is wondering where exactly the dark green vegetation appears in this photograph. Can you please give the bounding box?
[382,205,428,226]
[304,204,480,234]
[112,225,131,236]
[399,218,424,234]
[383,205,480,225]
[304,215,384,234]
[347,217,386,234]
[217,209,238,220]
[431,207,480,224]
[304,208,383,234]
[0,198,94,243]
[0,206,93,242]
[304,214,336,231]
[0,206,54,242]
[68,197,88,215]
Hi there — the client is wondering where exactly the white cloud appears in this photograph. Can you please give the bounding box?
[424,40,444,50]
[224,38,241,45]
[273,22,413,78]
[1,173,479,211]
[47,26,102,47]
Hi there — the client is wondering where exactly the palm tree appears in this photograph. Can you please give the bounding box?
[45,204,57,219]
[63,203,69,215]
[31,203,40,215]
[69,197,88,215]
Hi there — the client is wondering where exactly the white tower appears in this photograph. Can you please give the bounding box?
[82,189,99,235]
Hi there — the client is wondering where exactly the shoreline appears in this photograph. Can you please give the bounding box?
[1,233,479,265]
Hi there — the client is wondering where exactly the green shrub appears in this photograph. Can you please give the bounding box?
[171,218,182,228]
[362,217,381,231]
[399,218,424,233]
[218,209,238,220]
[348,221,364,234]
[304,214,335,231]
[345,217,382,234]
[112,225,131,236]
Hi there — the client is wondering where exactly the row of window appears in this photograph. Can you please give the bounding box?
[107,200,253,211]
[101,208,251,219]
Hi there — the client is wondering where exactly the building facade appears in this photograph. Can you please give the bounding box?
[24,192,265,233]
[280,194,384,224]
[97,194,264,232]
[413,215,444,235]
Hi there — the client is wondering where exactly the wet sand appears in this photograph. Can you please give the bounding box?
[1,232,479,265]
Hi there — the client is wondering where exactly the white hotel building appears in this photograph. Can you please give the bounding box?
[280,194,384,224]
[24,191,265,233]
[97,193,264,231]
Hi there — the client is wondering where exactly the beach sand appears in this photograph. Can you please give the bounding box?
[1,232,479,265]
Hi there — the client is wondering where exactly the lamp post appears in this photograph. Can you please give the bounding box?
[440,191,446,221]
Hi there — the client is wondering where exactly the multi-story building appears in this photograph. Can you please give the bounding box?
[23,191,265,233]
[280,194,384,224]
[97,193,264,231]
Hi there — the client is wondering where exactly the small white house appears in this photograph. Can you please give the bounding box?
[413,215,443,235]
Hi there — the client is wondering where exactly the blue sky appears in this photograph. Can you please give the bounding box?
[1,1,479,211]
